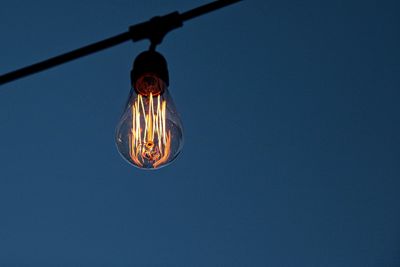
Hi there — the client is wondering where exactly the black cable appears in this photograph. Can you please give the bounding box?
[0,0,241,86]
[0,32,131,86]
[180,0,241,21]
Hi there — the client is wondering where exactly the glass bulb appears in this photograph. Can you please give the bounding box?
[115,73,183,170]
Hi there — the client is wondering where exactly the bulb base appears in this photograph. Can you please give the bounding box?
[131,51,169,96]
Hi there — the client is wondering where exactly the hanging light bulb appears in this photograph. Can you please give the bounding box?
[115,50,184,169]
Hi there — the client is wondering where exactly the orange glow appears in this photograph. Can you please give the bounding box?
[128,93,171,168]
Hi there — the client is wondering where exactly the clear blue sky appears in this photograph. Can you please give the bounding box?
[0,0,399,266]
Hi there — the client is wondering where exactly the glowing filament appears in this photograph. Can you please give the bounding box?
[128,93,171,168]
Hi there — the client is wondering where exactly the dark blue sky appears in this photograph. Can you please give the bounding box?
[1,0,399,266]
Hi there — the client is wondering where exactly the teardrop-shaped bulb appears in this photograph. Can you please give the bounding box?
[115,51,183,169]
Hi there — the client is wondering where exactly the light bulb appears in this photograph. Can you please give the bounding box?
[115,51,184,169]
